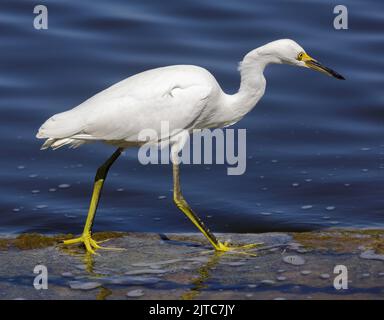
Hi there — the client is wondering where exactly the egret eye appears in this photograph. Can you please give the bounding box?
[297,52,304,61]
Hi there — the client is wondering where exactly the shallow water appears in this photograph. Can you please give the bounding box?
[0,0,383,235]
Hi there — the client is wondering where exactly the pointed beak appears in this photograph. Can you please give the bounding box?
[301,53,345,80]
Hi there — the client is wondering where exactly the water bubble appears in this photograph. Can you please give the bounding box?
[292,183,300,187]
[29,174,38,178]
[361,169,369,172]
[260,212,272,216]
[49,188,57,192]
[12,208,21,212]
[360,147,371,151]
[325,206,335,211]
[31,189,40,194]
[58,183,71,189]
[116,188,124,192]
[36,204,48,209]
[17,165,25,170]
[301,205,313,210]
[305,179,312,182]
[157,195,166,200]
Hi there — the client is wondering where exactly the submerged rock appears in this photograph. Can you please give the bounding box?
[300,270,312,275]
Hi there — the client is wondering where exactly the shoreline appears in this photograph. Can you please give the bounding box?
[0,229,383,300]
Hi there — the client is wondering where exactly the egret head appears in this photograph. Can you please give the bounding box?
[255,39,345,80]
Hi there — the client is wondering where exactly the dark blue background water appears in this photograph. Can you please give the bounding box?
[0,0,383,235]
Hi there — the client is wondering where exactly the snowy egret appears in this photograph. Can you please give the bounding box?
[36,39,344,254]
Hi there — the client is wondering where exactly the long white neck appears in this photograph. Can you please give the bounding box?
[219,49,270,125]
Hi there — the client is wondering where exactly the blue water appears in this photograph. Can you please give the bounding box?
[0,0,383,235]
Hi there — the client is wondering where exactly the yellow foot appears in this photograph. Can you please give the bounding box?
[214,241,263,256]
[63,233,125,255]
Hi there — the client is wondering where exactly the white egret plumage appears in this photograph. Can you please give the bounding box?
[37,39,344,254]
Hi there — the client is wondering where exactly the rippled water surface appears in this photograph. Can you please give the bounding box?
[1,0,383,235]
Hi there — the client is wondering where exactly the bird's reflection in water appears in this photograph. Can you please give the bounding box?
[60,245,97,275]
[181,251,223,300]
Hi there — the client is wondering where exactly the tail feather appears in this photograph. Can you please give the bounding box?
[39,137,87,150]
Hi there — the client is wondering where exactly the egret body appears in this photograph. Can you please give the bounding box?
[37,39,344,254]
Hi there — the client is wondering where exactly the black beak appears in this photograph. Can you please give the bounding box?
[305,60,345,80]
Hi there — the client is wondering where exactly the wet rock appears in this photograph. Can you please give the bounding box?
[260,280,275,285]
[283,255,305,266]
[288,242,303,250]
[104,276,161,285]
[69,281,101,290]
[187,256,210,263]
[220,261,246,267]
[360,250,384,261]
[126,289,144,297]
[132,259,181,267]
[125,269,167,275]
